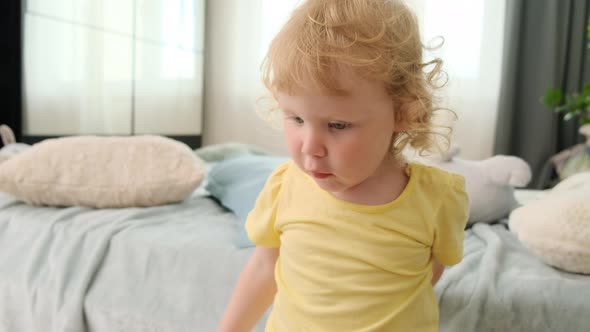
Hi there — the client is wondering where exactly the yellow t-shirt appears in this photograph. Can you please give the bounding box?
[246,161,469,332]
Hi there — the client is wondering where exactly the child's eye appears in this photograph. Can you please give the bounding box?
[328,122,350,130]
[285,115,304,124]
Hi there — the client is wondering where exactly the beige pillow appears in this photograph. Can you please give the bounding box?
[0,135,205,208]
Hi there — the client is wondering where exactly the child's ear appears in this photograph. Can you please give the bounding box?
[394,118,409,132]
[393,104,410,132]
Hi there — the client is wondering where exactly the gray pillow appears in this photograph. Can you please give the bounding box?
[206,155,287,248]
[195,142,270,163]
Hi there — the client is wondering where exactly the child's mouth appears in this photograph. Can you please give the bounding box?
[311,171,332,179]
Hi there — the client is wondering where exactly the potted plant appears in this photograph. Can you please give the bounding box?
[542,17,590,124]
[543,85,590,124]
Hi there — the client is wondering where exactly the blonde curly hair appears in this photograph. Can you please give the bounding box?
[261,0,451,156]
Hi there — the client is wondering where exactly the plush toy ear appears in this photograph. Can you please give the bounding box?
[484,155,532,188]
[0,125,16,146]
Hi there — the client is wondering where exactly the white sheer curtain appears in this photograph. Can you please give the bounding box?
[24,0,205,136]
[408,0,507,159]
[203,0,506,159]
[203,0,299,154]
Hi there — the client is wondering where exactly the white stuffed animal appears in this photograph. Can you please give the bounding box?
[0,125,31,164]
[510,171,590,274]
[414,146,533,224]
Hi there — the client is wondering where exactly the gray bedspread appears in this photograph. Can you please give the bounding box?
[1,189,588,332]
[0,191,264,332]
[435,222,590,332]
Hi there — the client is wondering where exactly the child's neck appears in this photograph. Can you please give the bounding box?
[331,157,409,206]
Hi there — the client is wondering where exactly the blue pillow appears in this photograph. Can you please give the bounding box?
[206,155,288,248]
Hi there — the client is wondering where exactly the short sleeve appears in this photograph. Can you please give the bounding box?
[432,174,469,266]
[244,162,288,248]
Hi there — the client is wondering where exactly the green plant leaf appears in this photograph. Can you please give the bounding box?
[555,105,567,113]
[543,88,563,107]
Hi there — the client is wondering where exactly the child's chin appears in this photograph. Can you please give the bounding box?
[313,178,344,192]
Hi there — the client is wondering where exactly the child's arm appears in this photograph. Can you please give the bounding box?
[218,246,279,332]
[431,259,445,285]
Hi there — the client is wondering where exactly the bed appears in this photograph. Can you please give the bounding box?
[0,174,588,331]
[436,222,590,331]
[0,187,266,332]
[437,189,590,331]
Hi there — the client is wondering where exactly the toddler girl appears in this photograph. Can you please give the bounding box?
[219,0,469,331]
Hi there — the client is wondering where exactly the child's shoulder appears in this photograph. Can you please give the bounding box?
[266,159,305,190]
[410,162,466,192]
[269,159,298,180]
[409,163,468,218]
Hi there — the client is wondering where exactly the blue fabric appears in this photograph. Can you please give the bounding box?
[206,155,288,248]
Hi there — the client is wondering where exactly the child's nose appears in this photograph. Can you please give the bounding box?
[301,128,327,158]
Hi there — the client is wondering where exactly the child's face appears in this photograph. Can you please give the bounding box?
[278,74,402,194]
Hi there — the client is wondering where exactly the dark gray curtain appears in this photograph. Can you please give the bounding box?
[0,0,23,146]
[494,0,590,188]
